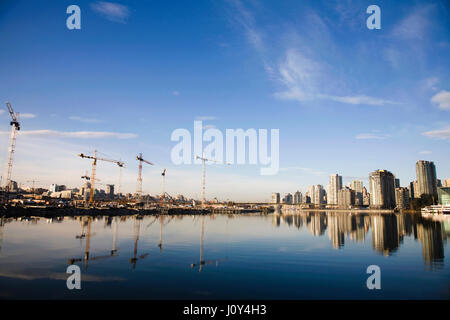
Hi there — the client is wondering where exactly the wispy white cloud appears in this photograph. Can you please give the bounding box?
[275,50,321,102]
[355,133,390,140]
[323,95,398,106]
[392,5,432,41]
[383,48,401,69]
[431,90,450,110]
[91,1,130,23]
[384,5,434,68]
[275,50,398,106]
[422,127,450,141]
[69,116,103,123]
[333,0,363,29]
[172,91,180,96]
[19,113,36,119]
[419,150,432,154]
[228,0,263,51]
[424,77,439,91]
[227,0,274,77]
[0,130,137,139]
[227,2,399,107]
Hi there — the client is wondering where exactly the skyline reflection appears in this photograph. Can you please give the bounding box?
[274,209,448,268]
[0,212,448,299]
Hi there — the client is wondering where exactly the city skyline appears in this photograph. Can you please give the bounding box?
[273,159,447,209]
[0,0,449,201]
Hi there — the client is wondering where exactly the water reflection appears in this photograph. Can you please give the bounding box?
[274,209,448,269]
[68,217,120,270]
[0,212,448,299]
[0,217,3,253]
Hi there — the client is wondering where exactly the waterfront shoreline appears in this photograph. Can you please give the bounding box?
[0,206,274,218]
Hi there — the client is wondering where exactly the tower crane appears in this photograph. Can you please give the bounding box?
[78,150,124,204]
[136,153,154,198]
[4,102,20,195]
[160,169,166,205]
[196,155,230,206]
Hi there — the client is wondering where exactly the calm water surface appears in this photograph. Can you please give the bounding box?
[0,212,448,299]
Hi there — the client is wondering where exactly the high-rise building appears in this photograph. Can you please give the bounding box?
[327,174,342,205]
[293,191,302,204]
[369,169,396,209]
[394,178,400,188]
[304,195,311,203]
[415,160,437,197]
[350,180,363,206]
[338,187,355,208]
[309,185,326,205]
[282,193,293,204]
[271,193,280,204]
[106,184,115,199]
[308,186,315,203]
[409,181,415,199]
[395,187,410,210]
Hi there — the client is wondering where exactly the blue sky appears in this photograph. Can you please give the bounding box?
[0,0,449,201]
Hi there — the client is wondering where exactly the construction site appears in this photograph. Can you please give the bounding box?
[0,101,273,217]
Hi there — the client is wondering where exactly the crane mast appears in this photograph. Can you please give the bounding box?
[161,168,166,205]
[196,155,220,206]
[4,102,20,196]
[136,153,154,199]
[196,156,208,206]
[196,156,230,206]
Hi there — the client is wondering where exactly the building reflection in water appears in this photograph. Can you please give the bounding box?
[275,209,448,269]
[417,220,446,269]
[0,212,447,271]
[0,217,3,253]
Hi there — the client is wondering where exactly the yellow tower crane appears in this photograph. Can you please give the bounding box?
[78,150,124,205]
